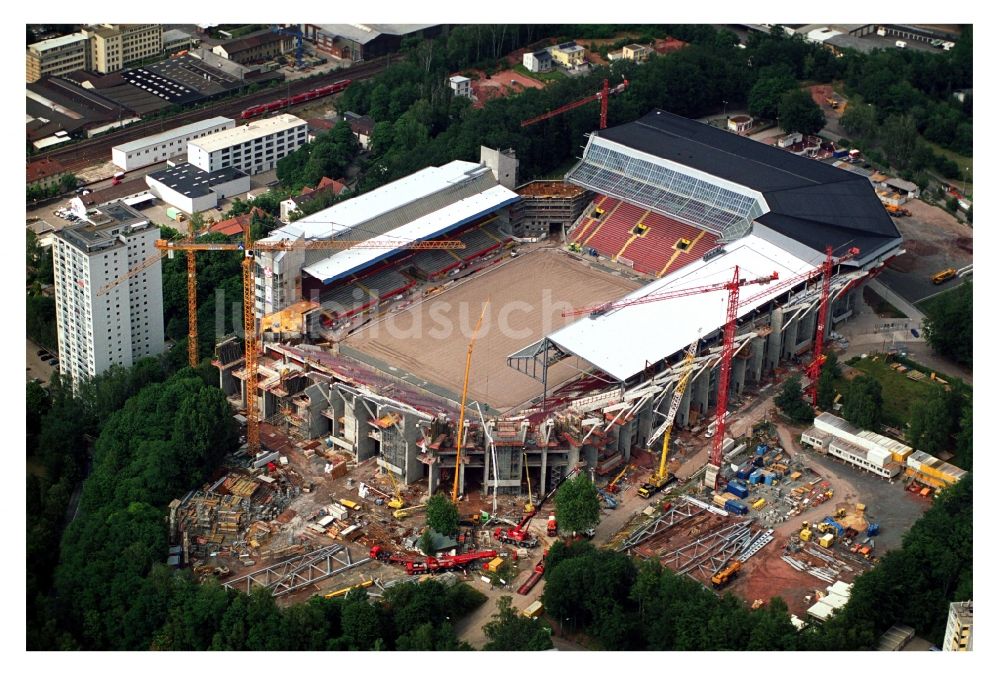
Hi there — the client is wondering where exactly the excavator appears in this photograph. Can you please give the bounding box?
[385,470,405,511]
[606,464,630,494]
[393,503,426,520]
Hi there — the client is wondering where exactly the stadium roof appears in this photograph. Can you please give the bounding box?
[302,184,519,284]
[544,234,819,382]
[580,110,901,262]
[268,161,503,242]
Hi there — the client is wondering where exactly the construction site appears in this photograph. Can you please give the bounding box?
[131,105,954,621]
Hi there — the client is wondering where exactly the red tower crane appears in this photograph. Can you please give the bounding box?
[563,268,779,490]
[563,244,859,489]
[521,77,629,130]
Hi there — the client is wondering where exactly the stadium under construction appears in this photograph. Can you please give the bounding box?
[214,109,903,499]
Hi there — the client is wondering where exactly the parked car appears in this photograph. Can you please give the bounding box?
[36,349,46,356]
[910,328,919,338]
[47,358,58,366]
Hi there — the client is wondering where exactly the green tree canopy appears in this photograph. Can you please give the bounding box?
[425,493,459,536]
[922,281,972,368]
[842,375,883,430]
[482,596,553,651]
[747,70,796,120]
[775,376,813,424]
[553,473,600,535]
[777,89,825,136]
[907,387,952,455]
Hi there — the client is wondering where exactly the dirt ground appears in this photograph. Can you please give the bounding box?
[879,199,972,303]
[344,248,640,411]
[471,68,546,107]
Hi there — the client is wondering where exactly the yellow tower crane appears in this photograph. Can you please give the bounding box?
[452,300,490,503]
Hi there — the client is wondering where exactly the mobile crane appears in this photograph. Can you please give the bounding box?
[637,336,699,499]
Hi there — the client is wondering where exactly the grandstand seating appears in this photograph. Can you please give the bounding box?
[357,268,415,299]
[319,281,373,318]
[412,247,462,278]
[569,193,719,277]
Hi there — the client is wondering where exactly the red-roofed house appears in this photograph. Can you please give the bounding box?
[307,118,336,142]
[209,212,252,237]
[27,157,69,189]
[653,37,688,54]
[279,177,350,222]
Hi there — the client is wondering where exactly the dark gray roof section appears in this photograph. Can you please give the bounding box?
[149,163,247,198]
[593,109,901,259]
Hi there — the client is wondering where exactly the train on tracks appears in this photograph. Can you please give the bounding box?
[240,79,352,119]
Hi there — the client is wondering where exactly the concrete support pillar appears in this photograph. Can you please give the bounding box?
[693,369,710,415]
[458,459,466,497]
[782,315,799,361]
[766,307,784,373]
[733,357,747,396]
[403,420,420,484]
[428,461,439,495]
[675,381,691,428]
[636,399,654,451]
[750,336,765,384]
[540,448,548,495]
[352,398,377,462]
[567,446,581,471]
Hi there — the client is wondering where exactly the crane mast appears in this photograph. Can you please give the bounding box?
[452,301,489,503]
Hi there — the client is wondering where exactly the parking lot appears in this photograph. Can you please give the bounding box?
[27,339,57,384]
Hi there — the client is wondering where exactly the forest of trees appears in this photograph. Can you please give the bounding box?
[922,281,973,368]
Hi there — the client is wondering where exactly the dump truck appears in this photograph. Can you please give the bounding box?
[522,600,544,619]
[711,560,742,588]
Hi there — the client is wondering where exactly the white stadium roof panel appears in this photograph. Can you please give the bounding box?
[546,234,820,382]
[301,184,518,284]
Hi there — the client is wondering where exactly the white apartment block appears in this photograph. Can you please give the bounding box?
[52,203,165,388]
[187,114,308,175]
[112,116,235,171]
[943,601,972,651]
[26,32,89,83]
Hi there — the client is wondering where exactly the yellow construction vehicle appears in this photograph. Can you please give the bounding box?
[385,471,405,511]
[324,579,374,599]
[393,503,427,520]
[799,521,813,542]
[711,560,742,588]
[931,268,957,285]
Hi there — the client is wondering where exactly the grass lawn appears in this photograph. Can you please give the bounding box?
[512,63,566,83]
[924,140,973,189]
[836,356,941,428]
[916,283,966,313]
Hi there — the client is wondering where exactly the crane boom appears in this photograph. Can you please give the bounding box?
[452,300,490,503]
[521,78,628,129]
[564,272,778,318]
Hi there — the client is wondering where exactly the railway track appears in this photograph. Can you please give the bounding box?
[31,54,403,169]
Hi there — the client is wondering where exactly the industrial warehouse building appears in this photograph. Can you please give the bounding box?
[215,109,903,498]
[145,163,250,214]
[187,114,308,175]
[112,116,235,171]
[52,204,165,388]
